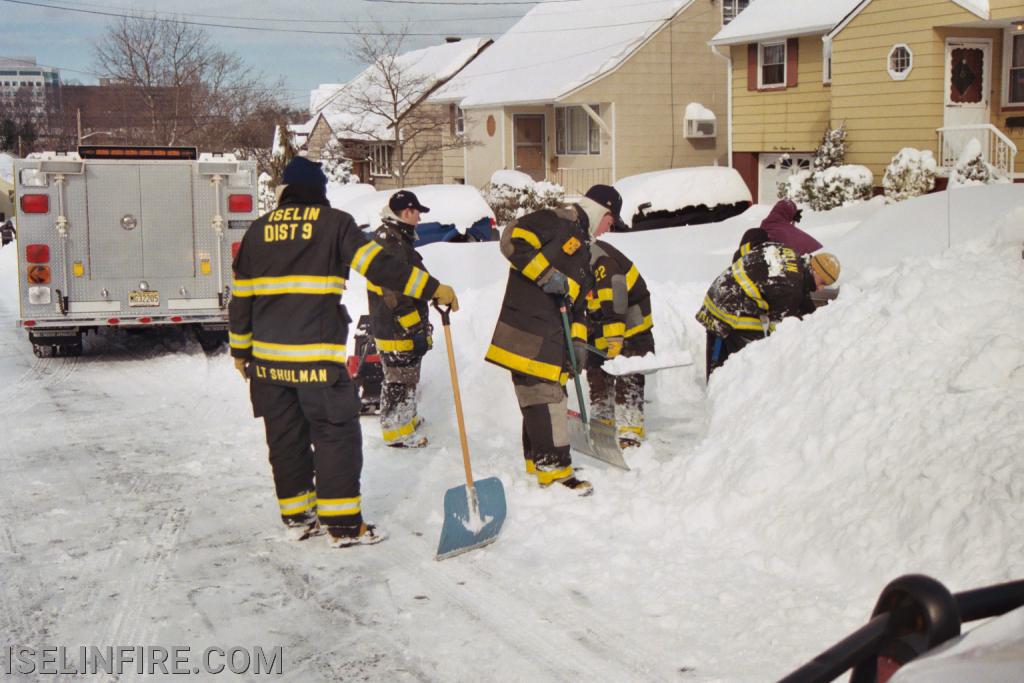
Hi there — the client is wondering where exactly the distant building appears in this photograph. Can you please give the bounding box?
[0,56,61,115]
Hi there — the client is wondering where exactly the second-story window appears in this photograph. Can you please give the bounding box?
[722,0,750,25]
[760,42,786,88]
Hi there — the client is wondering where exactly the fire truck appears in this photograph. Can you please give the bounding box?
[13,146,258,356]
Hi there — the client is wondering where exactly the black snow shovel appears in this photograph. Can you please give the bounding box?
[434,304,507,560]
[558,301,630,470]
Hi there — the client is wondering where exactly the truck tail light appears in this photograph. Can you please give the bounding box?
[21,194,49,214]
[27,266,51,284]
[26,244,50,263]
[228,194,253,213]
[107,318,120,326]
[231,242,241,259]
[138,317,152,324]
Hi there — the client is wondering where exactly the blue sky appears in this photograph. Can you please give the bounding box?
[1,0,529,113]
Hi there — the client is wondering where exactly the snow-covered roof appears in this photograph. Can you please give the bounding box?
[434,0,693,109]
[614,167,751,228]
[711,0,862,46]
[271,121,312,155]
[313,38,490,141]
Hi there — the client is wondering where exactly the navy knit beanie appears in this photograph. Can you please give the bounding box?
[282,156,328,193]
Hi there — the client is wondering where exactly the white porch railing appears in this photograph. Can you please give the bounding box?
[936,124,1018,177]
[550,167,612,197]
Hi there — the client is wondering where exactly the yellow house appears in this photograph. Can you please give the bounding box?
[712,0,1024,203]
[432,0,729,196]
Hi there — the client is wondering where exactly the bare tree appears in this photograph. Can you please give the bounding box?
[325,24,478,186]
[92,14,288,150]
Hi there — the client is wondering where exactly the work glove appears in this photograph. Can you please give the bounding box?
[540,269,569,296]
[572,340,588,373]
[233,357,249,381]
[433,283,460,312]
[410,325,430,357]
[605,336,624,359]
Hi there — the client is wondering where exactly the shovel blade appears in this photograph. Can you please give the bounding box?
[436,476,507,561]
[567,410,631,470]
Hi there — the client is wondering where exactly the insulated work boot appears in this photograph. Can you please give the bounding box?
[387,435,428,448]
[524,459,536,475]
[284,518,324,542]
[327,523,387,548]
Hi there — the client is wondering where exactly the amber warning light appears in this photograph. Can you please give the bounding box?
[77,145,198,160]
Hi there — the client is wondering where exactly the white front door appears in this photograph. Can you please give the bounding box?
[758,153,812,205]
[944,38,991,128]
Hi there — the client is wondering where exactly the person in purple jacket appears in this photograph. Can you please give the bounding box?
[732,198,822,262]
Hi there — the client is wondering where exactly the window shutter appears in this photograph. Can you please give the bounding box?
[786,38,799,87]
[748,44,758,91]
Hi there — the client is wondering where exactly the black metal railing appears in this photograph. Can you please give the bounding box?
[778,574,1024,683]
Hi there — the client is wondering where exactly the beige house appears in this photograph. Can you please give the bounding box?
[712,0,1024,203]
[305,38,491,190]
[432,0,730,196]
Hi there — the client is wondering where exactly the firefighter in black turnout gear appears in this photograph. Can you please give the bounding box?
[229,157,459,548]
[586,238,654,448]
[696,245,839,379]
[367,190,433,448]
[485,184,623,496]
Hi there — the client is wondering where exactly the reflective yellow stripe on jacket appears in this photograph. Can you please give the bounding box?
[571,322,587,342]
[485,345,568,384]
[232,275,345,297]
[731,260,768,311]
[625,314,653,338]
[252,340,347,363]
[398,310,421,329]
[351,241,382,276]
[511,227,542,249]
[402,267,430,298]
[229,331,252,350]
[701,295,763,332]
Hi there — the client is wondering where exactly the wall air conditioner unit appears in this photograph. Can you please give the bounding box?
[684,102,717,139]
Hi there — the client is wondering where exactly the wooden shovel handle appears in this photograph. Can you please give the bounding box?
[434,303,474,489]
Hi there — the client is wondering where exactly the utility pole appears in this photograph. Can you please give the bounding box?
[77,108,82,146]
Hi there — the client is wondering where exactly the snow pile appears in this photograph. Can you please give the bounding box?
[712,0,863,44]
[334,184,495,232]
[602,350,693,376]
[614,166,752,227]
[0,152,13,183]
[490,169,534,190]
[683,102,715,121]
[436,0,690,108]
[883,148,937,202]
[326,181,374,209]
[949,138,1011,187]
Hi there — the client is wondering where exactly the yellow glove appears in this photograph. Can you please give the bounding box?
[433,283,459,312]
[606,337,624,359]
[234,357,249,381]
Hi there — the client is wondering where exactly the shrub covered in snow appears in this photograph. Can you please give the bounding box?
[320,139,357,185]
[813,123,847,172]
[780,165,873,211]
[883,148,937,202]
[257,172,276,214]
[482,171,565,226]
[949,138,1010,188]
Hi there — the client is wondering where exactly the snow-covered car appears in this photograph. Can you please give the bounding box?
[614,166,752,231]
[333,184,497,246]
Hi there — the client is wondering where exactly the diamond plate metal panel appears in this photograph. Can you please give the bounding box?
[140,163,195,278]
[86,164,142,280]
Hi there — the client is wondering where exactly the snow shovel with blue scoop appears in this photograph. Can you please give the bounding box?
[433,303,506,561]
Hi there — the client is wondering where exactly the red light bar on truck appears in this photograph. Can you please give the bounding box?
[77,146,198,160]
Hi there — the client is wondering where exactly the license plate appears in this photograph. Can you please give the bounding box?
[129,290,160,307]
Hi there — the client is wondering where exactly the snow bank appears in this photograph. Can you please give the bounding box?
[333,184,495,232]
[326,181,374,209]
[615,166,752,227]
[0,152,13,183]
[490,169,534,190]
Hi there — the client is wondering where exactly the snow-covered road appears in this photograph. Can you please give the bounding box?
[3,185,1023,681]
